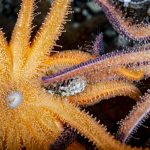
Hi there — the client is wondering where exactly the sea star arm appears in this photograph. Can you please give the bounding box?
[0,101,63,149]
[0,30,12,78]
[34,94,143,150]
[10,0,35,76]
[86,68,144,85]
[44,50,143,81]
[91,33,144,81]
[115,68,144,81]
[67,81,141,106]
[92,33,104,56]
[117,91,150,143]
[24,0,72,78]
[43,50,94,74]
[43,49,144,81]
[42,48,148,84]
[95,0,150,41]
[51,127,85,150]
[50,127,77,150]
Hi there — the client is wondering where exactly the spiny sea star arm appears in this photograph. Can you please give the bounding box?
[92,33,104,56]
[34,95,143,150]
[50,127,77,150]
[42,48,148,84]
[67,81,141,106]
[115,68,144,81]
[43,50,144,82]
[10,0,35,75]
[92,33,144,81]
[0,30,12,76]
[86,68,144,85]
[117,91,150,144]
[51,127,86,149]
[95,0,150,41]
[43,50,94,73]
[24,0,72,78]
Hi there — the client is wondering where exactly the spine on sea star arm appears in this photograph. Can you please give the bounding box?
[24,0,72,78]
[117,91,150,143]
[10,0,35,76]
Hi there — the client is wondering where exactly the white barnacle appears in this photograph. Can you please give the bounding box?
[6,91,23,109]
[46,76,87,97]
[60,77,87,96]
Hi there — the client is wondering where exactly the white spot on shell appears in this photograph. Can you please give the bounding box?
[6,91,23,109]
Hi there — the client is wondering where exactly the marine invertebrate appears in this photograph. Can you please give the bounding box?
[92,32,104,56]
[0,0,149,149]
[117,91,150,143]
[42,16,150,150]
[50,127,78,150]
[0,0,75,149]
[43,38,150,150]
[95,0,150,41]
[43,46,148,85]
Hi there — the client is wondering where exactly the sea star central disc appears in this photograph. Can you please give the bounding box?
[6,91,23,109]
